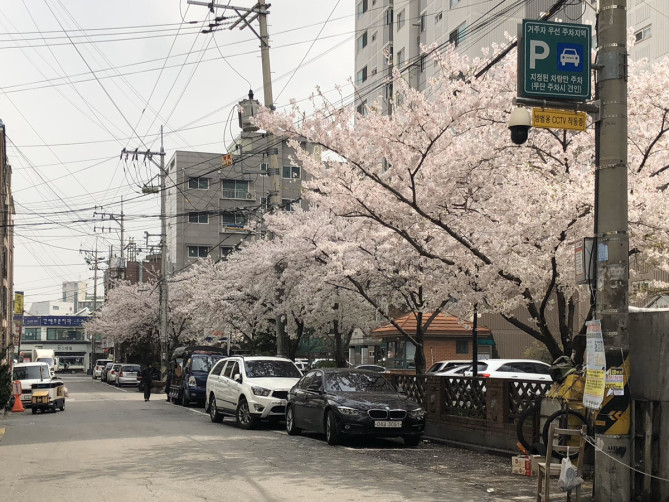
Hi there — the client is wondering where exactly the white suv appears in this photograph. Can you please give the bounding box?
[11,362,53,407]
[205,356,302,429]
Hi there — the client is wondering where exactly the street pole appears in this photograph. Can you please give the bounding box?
[121,128,167,375]
[593,1,630,500]
[159,127,169,375]
[471,304,478,377]
[188,0,288,357]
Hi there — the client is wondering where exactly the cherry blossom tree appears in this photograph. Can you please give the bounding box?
[255,42,669,364]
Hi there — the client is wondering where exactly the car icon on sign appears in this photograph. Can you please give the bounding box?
[559,48,580,67]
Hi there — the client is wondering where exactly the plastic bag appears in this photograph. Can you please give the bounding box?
[557,456,583,492]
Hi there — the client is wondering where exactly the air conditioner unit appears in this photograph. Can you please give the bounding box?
[246,193,255,200]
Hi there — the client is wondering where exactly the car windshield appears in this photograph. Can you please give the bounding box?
[325,372,395,393]
[244,360,301,378]
[13,366,47,380]
[191,355,224,372]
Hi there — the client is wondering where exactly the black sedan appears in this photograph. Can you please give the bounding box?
[285,368,425,446]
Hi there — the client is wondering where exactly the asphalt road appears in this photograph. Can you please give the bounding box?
[0,374,563,501]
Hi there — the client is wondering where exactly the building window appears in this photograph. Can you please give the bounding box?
[450,0,459,8]
[282,165,301,179]
[260,163,268,176]
[435,12,442,23]
[397,8,405,30]
[372,31,377,42]
[357,0,367,17]
[188,245,209,258]
[371,67,377,76]
[356,100,367,115]
[635,25,651,43]
[220,246,234,258]
[22,328,41,341]
[357,31,368,51]
[356,66,368,84]
[188,177,209,190]
[397,48,405,66]
[221,212,247,228]
[260,197,269,210]
[222,179,250,199]
[188,212,209,224]
[449,22,466,47]
[281,199,295,212]
[420,55,426,72]
[456,340,469,354]
[53,306,60,311]
[46,328,85,341]
[385,8,393,25]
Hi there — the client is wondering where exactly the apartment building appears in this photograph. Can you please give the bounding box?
[355,0,668,114]
[0,120,14,354]
[165,134,309,275]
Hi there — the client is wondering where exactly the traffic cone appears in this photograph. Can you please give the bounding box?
[11,395,25,413]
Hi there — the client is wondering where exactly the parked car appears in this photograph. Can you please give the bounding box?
[426,360,472,374]
[353,364,387,373]
[93,359,113,379]
[462,359,552,381]
[116,364,141,387]
[285,368,425,446]
[205,356,302,429]
[107,363,122,384]
[100,362,114,383]
[294,359,309,374]
[168,346,228,406]
[11,362,53,408]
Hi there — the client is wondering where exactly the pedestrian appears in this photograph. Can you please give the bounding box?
[165,364,172,402]
[141,364,154,402]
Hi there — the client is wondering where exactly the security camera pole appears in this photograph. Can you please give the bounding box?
[514,2,630,499]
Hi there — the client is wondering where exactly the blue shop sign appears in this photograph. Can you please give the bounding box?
[24,316,89,327]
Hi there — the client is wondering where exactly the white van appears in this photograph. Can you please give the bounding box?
[12,362,53,407]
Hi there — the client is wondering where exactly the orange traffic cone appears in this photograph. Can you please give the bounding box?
[11,395,25,413]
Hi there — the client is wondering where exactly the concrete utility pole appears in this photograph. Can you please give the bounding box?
[81,239,104,372]
[189,0,289,357]
[593,1,630,500]
[121,127,168,374]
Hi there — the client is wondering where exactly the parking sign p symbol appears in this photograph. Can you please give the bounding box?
[529,40,549,69]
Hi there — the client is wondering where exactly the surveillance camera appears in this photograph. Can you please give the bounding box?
[508,107,532,145]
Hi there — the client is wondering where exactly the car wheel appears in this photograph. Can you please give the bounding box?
[286,406,301,436]
[404,435,421,447]
[209,395,223,423]
[325,410,341,445]
[236,398,258,430]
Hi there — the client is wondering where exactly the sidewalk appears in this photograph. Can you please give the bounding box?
[357,436,594,501]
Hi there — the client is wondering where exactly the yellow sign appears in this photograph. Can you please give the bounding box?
[532,108,587,131]
[13,292,24,315]
[222,154,233,167]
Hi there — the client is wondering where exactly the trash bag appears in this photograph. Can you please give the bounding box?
[558,456,583,492]
[549,355,577,383]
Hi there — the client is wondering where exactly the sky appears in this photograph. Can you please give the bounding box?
[0,0,355,308]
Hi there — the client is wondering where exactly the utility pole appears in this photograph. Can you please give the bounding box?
[121,127,168,375]
[81,239,104,373]
[593,1,630,500]
[189,0,289,357]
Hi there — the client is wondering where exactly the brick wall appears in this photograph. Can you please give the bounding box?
[424,338,471,366]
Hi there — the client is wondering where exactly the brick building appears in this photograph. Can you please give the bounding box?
[371,312,493,370]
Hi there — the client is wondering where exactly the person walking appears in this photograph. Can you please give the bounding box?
[141,364,154,402]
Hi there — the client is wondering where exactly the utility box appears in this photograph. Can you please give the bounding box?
[238,91,260,132]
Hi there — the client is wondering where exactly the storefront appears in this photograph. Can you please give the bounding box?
[19,315,92,372]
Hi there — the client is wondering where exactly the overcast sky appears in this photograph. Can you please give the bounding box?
[0,0,354,307]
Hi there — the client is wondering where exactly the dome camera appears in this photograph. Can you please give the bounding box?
[508,107,532,145]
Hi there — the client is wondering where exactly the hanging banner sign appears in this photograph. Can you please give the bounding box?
[583,319,606,409]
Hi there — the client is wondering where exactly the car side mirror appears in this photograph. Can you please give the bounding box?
[233,374,242,383]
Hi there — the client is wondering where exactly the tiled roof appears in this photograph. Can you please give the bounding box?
[372,312,491,338]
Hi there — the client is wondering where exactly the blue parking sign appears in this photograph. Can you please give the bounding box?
[520,20,591,100]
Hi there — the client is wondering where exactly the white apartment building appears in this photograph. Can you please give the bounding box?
[355,0,668,113]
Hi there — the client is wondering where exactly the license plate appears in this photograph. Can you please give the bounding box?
[375,420,402,428]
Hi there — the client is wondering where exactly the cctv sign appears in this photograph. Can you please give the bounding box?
[519,20,591,100]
